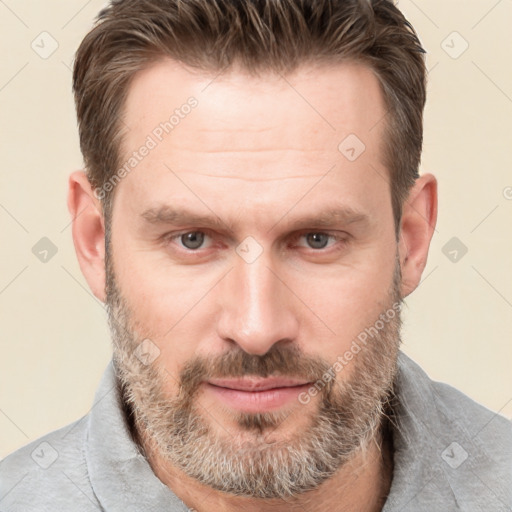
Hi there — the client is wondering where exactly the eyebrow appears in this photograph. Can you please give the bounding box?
[140,205,371,233]
[141,206,232,231]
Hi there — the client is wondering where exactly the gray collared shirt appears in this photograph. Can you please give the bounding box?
[1,352,511,511]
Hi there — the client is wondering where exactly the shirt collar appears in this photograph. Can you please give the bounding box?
[84,360,189,512]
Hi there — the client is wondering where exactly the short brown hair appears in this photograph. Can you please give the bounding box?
[73,0,426,235]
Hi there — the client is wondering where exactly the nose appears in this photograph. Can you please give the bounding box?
[215,253,299,356]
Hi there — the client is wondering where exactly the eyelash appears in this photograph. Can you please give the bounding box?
[163,230,217,251]
[162,229,349,255]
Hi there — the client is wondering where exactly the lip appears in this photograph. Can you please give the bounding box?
[207,377,310,391]
[204,377,312,413]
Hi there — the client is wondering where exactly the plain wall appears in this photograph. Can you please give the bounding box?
[1,0,511,458]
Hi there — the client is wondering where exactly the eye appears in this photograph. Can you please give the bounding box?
[175,231,206,251]
[296,232,340,250]
[161,229,219,258]
[304,232,331,249]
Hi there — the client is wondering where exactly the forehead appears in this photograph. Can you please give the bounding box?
[122,59,386,154]
[114,58,390,223]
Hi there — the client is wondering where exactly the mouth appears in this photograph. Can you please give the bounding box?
[204,377,312,413]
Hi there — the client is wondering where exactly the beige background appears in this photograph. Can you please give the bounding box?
[1,0,511,459]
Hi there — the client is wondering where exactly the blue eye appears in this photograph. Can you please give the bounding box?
[305,233,331,249]
[180,231,205,249]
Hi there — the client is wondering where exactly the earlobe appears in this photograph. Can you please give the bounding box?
[67,170,107,303]
[398,173,438,298]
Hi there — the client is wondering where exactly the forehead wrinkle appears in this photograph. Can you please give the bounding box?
[164,147,335,154]
[164,172,335,183]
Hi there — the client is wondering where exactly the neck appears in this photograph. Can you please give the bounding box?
[135,422,393,512]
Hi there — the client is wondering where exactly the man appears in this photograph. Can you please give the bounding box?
[1,0,511,510]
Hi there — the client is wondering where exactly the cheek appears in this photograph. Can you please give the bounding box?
[111,245,221,379]
[112,220,214,328]
[290,253,397,358]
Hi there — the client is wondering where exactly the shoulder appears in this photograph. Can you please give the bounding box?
[399,352,512,447]
[391,352,512,509]
[0,415,100,511]
[431,376,512,443]
[428,371,512,481]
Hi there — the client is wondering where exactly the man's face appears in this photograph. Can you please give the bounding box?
[105,60,402,497]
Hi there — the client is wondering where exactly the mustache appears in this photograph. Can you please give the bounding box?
[176,344,333,398]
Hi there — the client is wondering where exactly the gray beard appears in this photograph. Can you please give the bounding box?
[105,256,402,499]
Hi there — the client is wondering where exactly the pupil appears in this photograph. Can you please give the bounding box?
[307,233,328,249]
[182,232,204,249]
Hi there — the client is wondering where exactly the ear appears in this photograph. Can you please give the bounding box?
[398,173,438,298]
[67,170,106,303]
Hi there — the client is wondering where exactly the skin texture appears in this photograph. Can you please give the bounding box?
[104,249,402,505]
[67,59,437,511]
